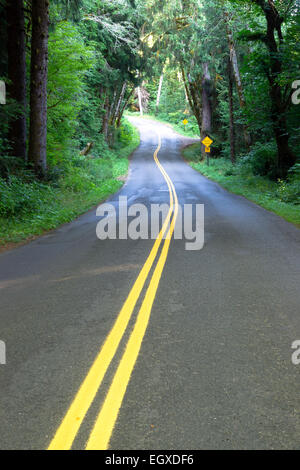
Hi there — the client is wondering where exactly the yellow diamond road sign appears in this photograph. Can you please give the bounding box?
[183,119,188,126]
[202,136,213,147]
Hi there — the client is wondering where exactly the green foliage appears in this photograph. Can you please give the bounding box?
[1,0,145,244]
[47,20,96,165]
[241,141,278,178]
[0,118,139,244]
[0,156,28,180]
[1,0,299,244]
[183,142,300,226]
[156,111,199,136]
[143,0,299,178]
[277,165,300,205]
[0,176,54,217]
[0,94,24,156]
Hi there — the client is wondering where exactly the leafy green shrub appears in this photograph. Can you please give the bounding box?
[288,163,300,178]
[117,120,135,146]
[47,21,95,166]
[59,165,97,193]
[276,180,300,204]
[277,165,300,205]
[90,159,113,181]
[44,166,66,186]
[0,176,54,217]
[0,118,138,243]
[224,167,238,176]
[241,141,278,178]
[0,156,23,179]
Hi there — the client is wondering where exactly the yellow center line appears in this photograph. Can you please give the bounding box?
[48,132,175,451]
[85,139,179,450]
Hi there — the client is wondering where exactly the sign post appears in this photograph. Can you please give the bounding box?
[201,136,213,166]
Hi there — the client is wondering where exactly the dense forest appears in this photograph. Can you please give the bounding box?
[0,0,299,244]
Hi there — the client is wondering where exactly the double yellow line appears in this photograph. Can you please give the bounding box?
[48,132,179,451]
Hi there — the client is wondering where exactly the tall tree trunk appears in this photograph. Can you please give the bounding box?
[181,69,190,112]
[224,11,251,150]
[112,81,127,127]
[28,0,49,176]
[201,63,212,159]
[181,65,202,135]
[107,90,118,145]
[7,0,26,160]
[117,87,134,127]
[255,0,296,177]
[189,78,203,136]
[181,66,196,114]
[102,95,110,142]
[108,90,117,124]
[155,74,164,114]
[228,58,236,164]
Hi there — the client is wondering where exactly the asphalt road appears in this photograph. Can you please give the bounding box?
[0,117,299,450]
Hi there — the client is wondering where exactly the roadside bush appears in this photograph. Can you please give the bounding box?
[0,156,33,181]
[241,141,278,178]
[277,164,300,205]
[116,119,135,147]
[59,167,97,193]
[0,118,139,245]
[0,176,54,217]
